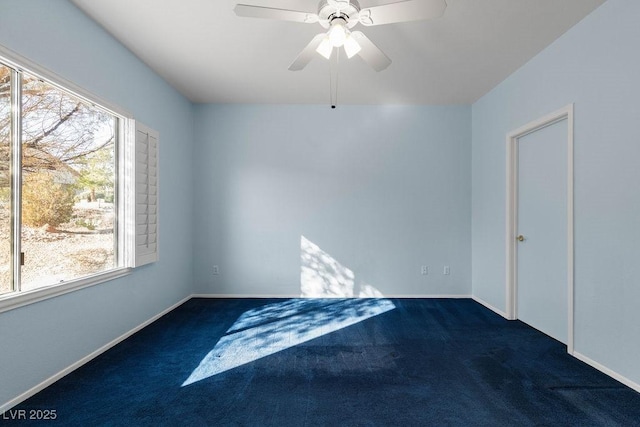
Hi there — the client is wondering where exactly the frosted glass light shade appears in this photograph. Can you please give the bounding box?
[316,37,333,59]
[329,21,347,47]
[343,34,361,58]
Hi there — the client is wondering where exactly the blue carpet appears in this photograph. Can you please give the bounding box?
[5,298,640,426]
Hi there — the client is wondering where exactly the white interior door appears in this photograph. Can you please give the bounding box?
[516,119,568,344]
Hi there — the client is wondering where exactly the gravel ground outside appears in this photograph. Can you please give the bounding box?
[1,201,115,294]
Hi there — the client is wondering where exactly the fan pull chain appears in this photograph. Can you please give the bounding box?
[330,48,340,108]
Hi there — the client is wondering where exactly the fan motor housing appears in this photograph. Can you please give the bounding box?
[318,0,360,29]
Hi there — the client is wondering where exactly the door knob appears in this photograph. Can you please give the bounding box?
[517,235,525,242]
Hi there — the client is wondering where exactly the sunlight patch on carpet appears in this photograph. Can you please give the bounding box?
[182,298,395,386]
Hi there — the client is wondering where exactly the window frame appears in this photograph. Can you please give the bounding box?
[0,44,138,314]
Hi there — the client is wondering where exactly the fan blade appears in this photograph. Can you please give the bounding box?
[350,32,391,71]
[359,0,446,26]
[289,34,326,71]
[234,4,319,23]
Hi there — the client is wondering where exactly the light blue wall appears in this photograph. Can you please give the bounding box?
[0,0,194,406]
[472,0,640,386]
[193,105,471,297]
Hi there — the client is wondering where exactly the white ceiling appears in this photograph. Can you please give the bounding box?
[70,0,606,105]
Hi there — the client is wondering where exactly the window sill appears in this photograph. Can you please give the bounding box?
[0,268,132,314]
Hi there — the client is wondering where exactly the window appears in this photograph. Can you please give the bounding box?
[0,48,157,310]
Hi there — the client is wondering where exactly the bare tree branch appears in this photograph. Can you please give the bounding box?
[61,136,114,163]
[26,102,81,148]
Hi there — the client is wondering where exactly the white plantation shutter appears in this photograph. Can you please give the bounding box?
[134,123,159,266]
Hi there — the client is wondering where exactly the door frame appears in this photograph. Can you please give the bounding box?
[505,104,574,354]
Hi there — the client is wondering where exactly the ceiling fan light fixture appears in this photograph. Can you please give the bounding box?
[343,33,361,58]
[328,18,348,47]
[316,36,334,59]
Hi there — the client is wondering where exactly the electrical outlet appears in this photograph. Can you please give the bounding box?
[421,265,428,275]
[213,265,219,275]
[443,266,450,275]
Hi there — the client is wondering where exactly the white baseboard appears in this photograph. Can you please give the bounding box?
[573,351,640,394]
[192,294,473,299]
[472,296,508,318]
[0,295,191,415]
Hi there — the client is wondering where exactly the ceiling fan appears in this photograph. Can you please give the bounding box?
[234,0,447,105]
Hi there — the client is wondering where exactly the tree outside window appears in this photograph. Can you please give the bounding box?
[0,65,119,293]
